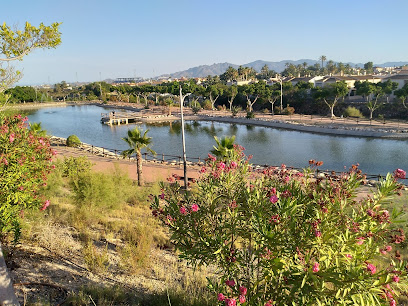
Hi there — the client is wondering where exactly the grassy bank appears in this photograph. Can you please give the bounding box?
[10,156,216,305]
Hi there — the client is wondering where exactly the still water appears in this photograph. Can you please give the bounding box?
[26,104,408,176]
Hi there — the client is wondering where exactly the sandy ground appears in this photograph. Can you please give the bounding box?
[53,144,201,184]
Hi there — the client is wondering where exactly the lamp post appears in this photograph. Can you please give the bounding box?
[279,78,283,113]
[179,85,191,189]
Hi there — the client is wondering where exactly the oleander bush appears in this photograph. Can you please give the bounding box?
[152,143,408,305]
[0,114,55,241]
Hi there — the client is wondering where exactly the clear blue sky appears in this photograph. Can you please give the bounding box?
[2,0,407,85]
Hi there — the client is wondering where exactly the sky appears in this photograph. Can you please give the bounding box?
[2,0,408,85]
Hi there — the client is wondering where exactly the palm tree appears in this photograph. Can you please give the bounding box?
[319,55,327,69]
[211,135,236,160]
[29,122,47,136]
[122,127,156,186]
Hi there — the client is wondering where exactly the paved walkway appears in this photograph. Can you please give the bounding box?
[0,244,19,305]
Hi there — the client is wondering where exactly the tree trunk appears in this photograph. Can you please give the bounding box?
[136,150,143,186]
[369,109,373,120]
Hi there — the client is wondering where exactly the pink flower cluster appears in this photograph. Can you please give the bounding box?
[366,263,376,275]
[40,200,50,211]
[218,282,247,305]
[312,262,319,273]
[394,168,406,179]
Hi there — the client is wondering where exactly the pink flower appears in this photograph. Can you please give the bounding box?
[159,192,165,199]
[385,245,392,252]
[225,298,236,306]
[394,168,406,179]
[345,254,353,259]
[225,279,235,287]
[191,204,199,212]
[366,263,376,274]
[239,295,246,303]
[179,206,187,215]
[218,162,226,169]
[392,275,400,283]
[51,149,57,156]
[217,293,225,301]
[200,166,207,173]
[312,262,319,273]
[265,300,274,306]
[367,209,375,217]
[269,195,278,204]
[270,187,276,195]
[314,230,322,238]
[40,200,50,211]
[9,133,15,143]
[356,237,365,245]
[208,153,216,161]
[2,158,8,165]
[230,161,237,168]
[239,286,247,296]
[390,299,396,306]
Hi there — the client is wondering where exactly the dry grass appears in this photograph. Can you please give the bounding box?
[15,156,215,305]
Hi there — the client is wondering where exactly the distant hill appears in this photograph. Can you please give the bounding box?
[157,60,408,79]
[160,62,238,79]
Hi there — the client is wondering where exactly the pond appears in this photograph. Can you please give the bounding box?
[26,104,408,176]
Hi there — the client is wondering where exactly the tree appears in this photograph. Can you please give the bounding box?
[313,81,348,117]
[319,55,327,69]
[5,86,36,103]
[395,83,408,108]
[121,127,156,186]
[0,22,61,95]
[226,85,238,110]
[240,82,265,112]
[264,85,280,114]
[206,84,224,110]
[220,66,238,83]
[356,80,398,119]
[364,61,374,74]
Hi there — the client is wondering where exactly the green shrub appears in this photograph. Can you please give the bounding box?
[202,99,213,110]
[66,134,81,147]
[344,106,364,118]
[61,156,92,178]
[262,108,270,114]
[246,111,255,119]
[231,106,241,117]
[283,105,295,115]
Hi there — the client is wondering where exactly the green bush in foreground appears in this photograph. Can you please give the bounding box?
[0,114,55,241]
[152,143,408,305]
[66,134,81,147]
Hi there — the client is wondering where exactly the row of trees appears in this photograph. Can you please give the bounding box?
[6,76,405,119]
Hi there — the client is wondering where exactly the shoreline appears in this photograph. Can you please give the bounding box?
[10,101,408,140]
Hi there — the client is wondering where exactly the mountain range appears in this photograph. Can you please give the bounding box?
[158,60,408,79]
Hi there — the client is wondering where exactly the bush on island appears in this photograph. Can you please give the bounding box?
[66,135,81,147]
